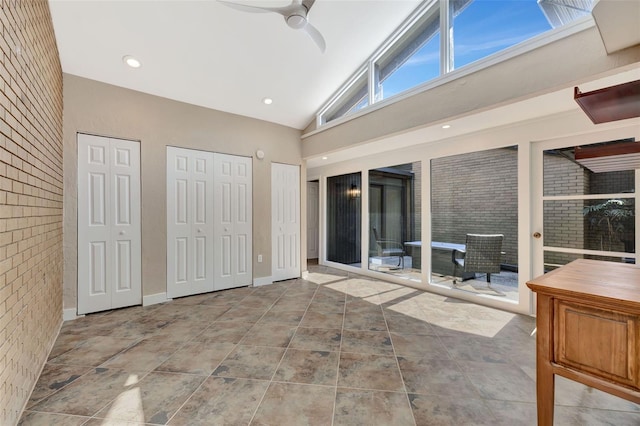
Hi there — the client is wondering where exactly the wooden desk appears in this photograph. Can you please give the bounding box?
[526,259,640,425]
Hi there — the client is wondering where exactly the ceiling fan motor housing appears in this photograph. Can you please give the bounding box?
[286,13,307,29]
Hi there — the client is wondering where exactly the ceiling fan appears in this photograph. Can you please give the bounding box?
[219,0,326,53]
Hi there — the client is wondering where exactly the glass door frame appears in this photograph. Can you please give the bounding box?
[531,126,640,309]
[424,142,531,314]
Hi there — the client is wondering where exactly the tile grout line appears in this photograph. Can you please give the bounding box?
[246,278,320,425]
[330,279,348,426]
[162,285,263,425]
[380,297,419,426]
[162,287,261,425]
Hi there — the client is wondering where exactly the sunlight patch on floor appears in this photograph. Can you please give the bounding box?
[385,293,515,338]
[103,375,144,423]
[302,271,346,285]
[325,278,406,300]
[362,286,418,305]
[320,271,516,338]
[124,374,139,386]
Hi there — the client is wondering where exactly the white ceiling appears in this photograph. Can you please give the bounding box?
[49,0,422,130]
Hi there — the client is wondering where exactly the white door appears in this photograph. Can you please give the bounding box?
[78,134,141,315]
[166,147,215,298]
[272,163,300,281]
[307,181,319,259]
[214,153,252,290]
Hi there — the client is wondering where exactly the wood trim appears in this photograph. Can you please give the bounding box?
[574,80,640,124]
[574,140,640,160]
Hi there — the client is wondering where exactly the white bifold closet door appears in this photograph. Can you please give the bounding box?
[214,153,252,290]
[167,147,252,298]
[166,147,215,298]
[78,134,141,315]
[272,162,300,282]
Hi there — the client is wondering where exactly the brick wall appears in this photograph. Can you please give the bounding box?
[413,162,422,238]
[0,1,63,424]
[431,147,518,266]
[430,147,638,270]
[542,152,587,265]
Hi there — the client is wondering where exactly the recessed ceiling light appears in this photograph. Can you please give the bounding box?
[122,55,141,68]
[262,97,273,105]
[322,156,328,160]
[442,124,451,129]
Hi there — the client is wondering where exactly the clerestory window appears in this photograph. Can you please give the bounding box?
[317,0,594,127]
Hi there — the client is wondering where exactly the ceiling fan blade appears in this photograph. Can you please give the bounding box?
[301,0,316,12]
[218,0,286,14]
[303,22,326,53]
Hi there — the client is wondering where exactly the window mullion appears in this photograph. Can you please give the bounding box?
[440,0,454,75]
[368,60,378,105]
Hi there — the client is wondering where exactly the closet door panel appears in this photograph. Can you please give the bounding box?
[110,138,141,309]
[214,153,252,290]
[272,163,300,282]
[78,134,140,314]
[167,147,214,298]
[233,156,252,286]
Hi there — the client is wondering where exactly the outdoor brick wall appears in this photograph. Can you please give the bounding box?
[408,161,422,243]
[431,147,636,271]
[431,147,518,266]
[542,152,587,264]
[0,1,63,424]
[544,154,635,263]
[590,170,634,195]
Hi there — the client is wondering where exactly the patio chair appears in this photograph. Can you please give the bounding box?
[372,227,405,269]
[451,234,503,284]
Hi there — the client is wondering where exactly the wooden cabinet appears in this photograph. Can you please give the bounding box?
[527,259,640,426]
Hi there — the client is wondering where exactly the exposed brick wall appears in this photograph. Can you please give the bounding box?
[0,1,63,424]
[412,162,422,237]
[431,147,518,266]
[542,152,586,265]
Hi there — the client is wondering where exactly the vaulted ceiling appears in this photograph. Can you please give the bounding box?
[49,0,422,130]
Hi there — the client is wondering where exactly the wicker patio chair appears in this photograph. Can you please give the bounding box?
[452,234,503,284]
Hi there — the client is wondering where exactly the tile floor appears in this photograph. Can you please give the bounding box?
[19,265,640,425]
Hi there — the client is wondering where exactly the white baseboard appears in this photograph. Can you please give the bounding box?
[63,308,83,321]
[253,276,273,287]
[143,292,169,306]
[301,270,309,280]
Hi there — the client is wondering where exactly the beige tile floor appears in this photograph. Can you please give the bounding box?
[19,265,640,425]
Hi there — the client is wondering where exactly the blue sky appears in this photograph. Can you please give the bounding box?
[382,0,553,99]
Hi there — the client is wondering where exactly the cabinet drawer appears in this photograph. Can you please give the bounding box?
[555,300,640,389]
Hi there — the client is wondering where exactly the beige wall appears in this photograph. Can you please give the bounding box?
[0,1,63,424]
[63,74,302,309]
[302,25,640,157]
